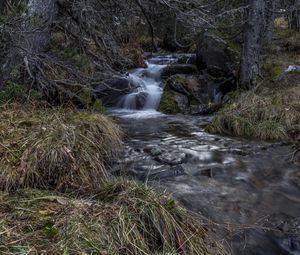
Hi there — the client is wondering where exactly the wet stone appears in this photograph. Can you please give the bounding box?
[144,146,163,156]
[147,165,186,180]
[230,148,248,156]
[156,151,187,165]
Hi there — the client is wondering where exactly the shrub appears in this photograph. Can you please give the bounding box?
[0,82,44,104]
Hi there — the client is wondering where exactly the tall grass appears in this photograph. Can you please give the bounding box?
[0,180,226,255]
[0,103,122,191]
[207,79,300,141]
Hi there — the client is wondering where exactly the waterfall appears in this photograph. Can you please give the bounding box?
[118,55,177,111]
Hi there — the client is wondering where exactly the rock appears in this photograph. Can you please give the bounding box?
[293,150,300,165]
[144,146,163,157]
[187,104,221,115]
[161,64,198,78]
[166,75,189,95]
[92,76,134,106]
[157,88,181,114]
[135,92,148,109]
[196,32,238,77]
[156,151,187,165]
[176,54,197,65]
[147,165,186,180]
[174,92,189,112]
[230,149,248,156]
[158,74,227,115]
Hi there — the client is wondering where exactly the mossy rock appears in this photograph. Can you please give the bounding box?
[157,88,180,114]
[158,75,203,114]
[168,75,200,103]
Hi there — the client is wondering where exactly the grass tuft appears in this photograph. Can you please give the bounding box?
[0,103,122,191]
[0,180,226,254]
[207,78,300,141]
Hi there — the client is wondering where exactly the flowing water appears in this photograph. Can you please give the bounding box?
[109,55,300,255]
[118,55,177,111]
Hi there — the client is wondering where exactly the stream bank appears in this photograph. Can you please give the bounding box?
[109,53,300,255]
[110,111,300,255]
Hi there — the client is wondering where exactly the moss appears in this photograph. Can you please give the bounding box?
[227,41,241,52]
[71,53,95,74]
[263,62,282,78]
[48,35,95,75]
[157,88,180,114]
[92,99,106,113]
[49,32,65,50]
[190,97,199,106]
[189,43,197,53]
[78,87,93,106]
[171,76,200,106]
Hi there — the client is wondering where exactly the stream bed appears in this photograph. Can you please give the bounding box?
[109,55,300,255]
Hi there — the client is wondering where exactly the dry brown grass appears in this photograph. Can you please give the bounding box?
[0,103,122,192]
[207,75,300,141]
[0,180,226,255]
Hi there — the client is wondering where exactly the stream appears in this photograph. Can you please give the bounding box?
[109,55,300,255]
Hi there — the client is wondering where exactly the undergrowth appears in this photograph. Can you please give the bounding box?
[0,180,226,255]
[207,75,300,141]
[0,103,121,191]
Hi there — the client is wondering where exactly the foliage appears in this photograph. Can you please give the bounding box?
[0,83,44,104]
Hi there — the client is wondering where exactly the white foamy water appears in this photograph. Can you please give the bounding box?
[117,55,177,114]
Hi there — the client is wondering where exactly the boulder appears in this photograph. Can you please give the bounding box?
[166,75,189,95]
[158,74,231,115]
[166,74,215,104]
[294,150,300,165]
[135,92,148,109]
[176,54,197,65]
[92,76,135,106]
[161,64,198,78]
[187,104,222,115]
[196,32,238,77]
[174,92,189,112]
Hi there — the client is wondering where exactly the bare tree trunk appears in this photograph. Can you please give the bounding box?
[239,0,266,90]
[291,0,300,30]
[264,0,276,44]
